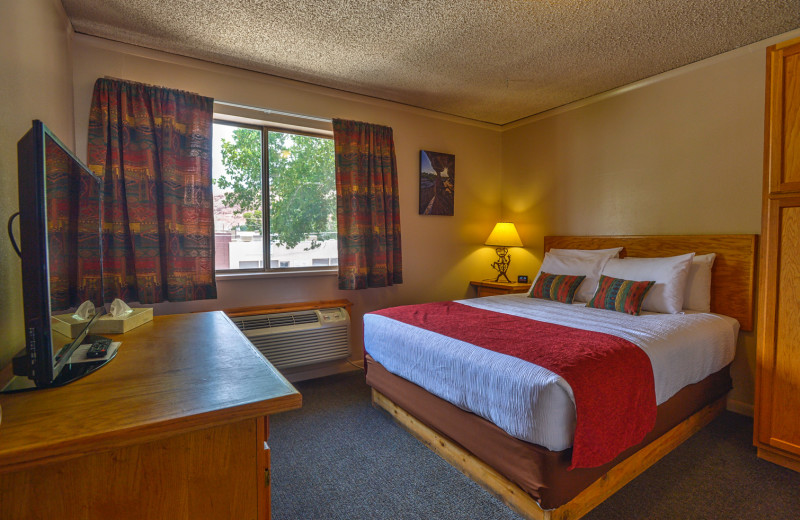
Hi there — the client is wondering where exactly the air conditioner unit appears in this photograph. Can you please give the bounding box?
[230,307,350,371]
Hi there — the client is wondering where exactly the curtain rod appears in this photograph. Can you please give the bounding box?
[214,100,332,124]
[100,77,331,124]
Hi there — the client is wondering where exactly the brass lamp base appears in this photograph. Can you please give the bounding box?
[490,246,512,283]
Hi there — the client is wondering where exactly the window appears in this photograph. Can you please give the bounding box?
[212,121,337,272]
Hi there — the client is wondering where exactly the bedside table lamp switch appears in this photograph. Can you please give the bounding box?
[485,222,523,283]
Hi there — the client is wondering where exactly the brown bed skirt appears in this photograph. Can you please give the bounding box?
[365,355,731,510]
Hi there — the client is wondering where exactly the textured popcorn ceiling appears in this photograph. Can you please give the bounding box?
[62,0,800,125]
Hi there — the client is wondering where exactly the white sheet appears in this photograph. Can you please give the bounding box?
[363,294,739,451]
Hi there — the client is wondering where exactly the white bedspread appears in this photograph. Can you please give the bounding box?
[363,294,739,451]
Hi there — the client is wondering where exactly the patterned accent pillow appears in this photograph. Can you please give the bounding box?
[530,272,586,304]
[586,275,656,316]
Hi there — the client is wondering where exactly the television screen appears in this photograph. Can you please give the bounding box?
[43,130,103,312]
[12,120,104,388]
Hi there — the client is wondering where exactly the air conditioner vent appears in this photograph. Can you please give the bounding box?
[232,310,319,331]
[229,307,350,371]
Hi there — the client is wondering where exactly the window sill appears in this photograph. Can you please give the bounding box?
[216,269,337,281]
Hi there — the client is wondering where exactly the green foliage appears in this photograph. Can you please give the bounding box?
[241,210,262,232]
[217,128,262,214]
[268,133,336,249]
[215,128,336,250]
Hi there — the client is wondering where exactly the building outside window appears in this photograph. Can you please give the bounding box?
[212,121,337,272]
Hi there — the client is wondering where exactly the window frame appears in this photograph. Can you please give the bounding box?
[212,118,338,276]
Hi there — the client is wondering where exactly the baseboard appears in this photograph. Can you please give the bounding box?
[281,358,363,383]
[726,398,754,417]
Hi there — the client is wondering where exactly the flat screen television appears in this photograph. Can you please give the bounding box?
[6,120,109,390]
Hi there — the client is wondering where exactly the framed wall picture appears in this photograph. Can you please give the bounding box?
[419,150,455,216]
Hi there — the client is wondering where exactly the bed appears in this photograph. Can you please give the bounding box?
[364,235,757,520]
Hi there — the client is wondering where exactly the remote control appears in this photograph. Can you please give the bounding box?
[86,337,112,359]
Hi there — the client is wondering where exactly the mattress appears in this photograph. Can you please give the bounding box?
[363,293,739,451]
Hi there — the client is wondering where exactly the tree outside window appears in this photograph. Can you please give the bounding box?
[212,122,337,271]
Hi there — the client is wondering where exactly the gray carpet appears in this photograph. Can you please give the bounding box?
[270,372,800,520]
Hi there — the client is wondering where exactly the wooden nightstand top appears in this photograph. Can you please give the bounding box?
[470,280,532,297]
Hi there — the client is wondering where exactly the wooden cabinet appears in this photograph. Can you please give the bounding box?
[470,280,531,297]
[0,312,301,519]
[755,36,800,473]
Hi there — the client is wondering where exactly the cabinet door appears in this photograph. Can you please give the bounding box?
[0,420,261,520]
[757,197,800,456]
[765,39,800,194]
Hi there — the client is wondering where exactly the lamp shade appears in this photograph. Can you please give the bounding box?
[485,222,523,247]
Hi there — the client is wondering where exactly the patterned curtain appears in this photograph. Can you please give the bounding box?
[87,78,216,303]
[333,119,402,290]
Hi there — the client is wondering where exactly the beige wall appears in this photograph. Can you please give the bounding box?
[0,0,76,368]
[501,50,767,261]
[70,37,504,367]
[501,29,800,411]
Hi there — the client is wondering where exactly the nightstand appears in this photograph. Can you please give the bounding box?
[470,280,532,297]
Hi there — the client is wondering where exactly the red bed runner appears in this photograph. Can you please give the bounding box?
[371,301,657,469]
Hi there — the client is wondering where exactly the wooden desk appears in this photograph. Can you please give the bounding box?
[470,280,532,297]
[0,311,301,520]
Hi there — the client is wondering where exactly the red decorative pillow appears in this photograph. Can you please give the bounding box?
[586,275,655,315]
[530,272,586,304]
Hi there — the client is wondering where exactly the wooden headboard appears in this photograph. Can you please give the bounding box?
[543,235,758,331]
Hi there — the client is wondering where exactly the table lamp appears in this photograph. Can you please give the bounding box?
[485,222,523,283]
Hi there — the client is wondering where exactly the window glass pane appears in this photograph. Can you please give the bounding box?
[268,132,337,269]
[212,123,264,271]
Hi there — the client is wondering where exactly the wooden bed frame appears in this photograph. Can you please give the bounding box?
[371,234,758,520]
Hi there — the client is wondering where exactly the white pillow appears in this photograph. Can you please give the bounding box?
[682,253,716,312]
[548,247,623,259]
[600,253,695,314]
[533,252,616,303]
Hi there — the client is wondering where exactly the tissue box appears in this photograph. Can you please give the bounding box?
[51,314,95,339]
[90,308,153,334]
